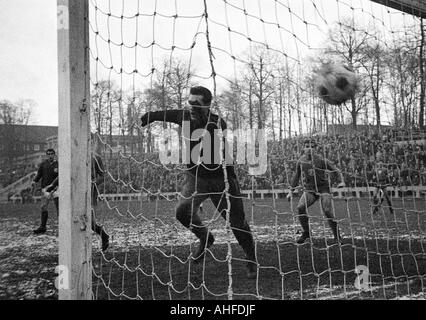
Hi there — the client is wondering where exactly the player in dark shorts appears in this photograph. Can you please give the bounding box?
[140,86,257,279]
[287,139,346,244]
[371,158,394,215]
[32,148,59,234]
[44,152,109,251]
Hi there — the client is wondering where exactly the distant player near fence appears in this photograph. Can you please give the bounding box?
[42,135,110,251]
[32,148,58,235]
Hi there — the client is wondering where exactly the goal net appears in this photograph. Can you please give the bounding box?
[68,0,426,300]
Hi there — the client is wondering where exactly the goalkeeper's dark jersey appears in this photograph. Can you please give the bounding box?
[291,154,336,193]
[143,109,236,179]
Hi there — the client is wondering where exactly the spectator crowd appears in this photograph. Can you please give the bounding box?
[2,129,425,197]
[101,129,426,193]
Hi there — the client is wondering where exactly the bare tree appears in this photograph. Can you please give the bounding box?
[166,58,194,110]
[142,58,194,152]
[217,81,245,131]
[123,89,147,155]
[385,35,420,129]
[419,18,425,130]
[0,99,33,125]
[359,42,386,130]
[244,46,277,130]
[91,80,118,136]
[238,75,255,129]
[275,61,294,137]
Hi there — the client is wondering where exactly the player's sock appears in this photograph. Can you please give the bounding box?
[372,196,380,214]
[33,211,48,234]
[92,223,110,251]
[246,260,257,279]
[387,199,394,215]
[101,229,110,252]
[193,231,215,263]
[93,223,102,235]
[230,221,257,278]
[328,220,341,243]
[296,232,311,244]
[297,211,310,243]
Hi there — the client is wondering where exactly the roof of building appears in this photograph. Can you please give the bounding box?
[0,124,57,143]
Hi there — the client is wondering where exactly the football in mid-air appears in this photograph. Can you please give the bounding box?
[314,62,359,105]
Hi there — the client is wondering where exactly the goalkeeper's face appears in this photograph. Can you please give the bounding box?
[187,94,209,123]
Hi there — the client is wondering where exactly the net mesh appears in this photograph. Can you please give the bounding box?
[88,0,425,300]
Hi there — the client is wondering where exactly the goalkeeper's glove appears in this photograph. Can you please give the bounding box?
[45,184,56,193]
[141,112,150,127]
[43,183,58,198]
[42,187,52,198]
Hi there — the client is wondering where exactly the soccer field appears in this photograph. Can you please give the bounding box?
[0,197,424,300]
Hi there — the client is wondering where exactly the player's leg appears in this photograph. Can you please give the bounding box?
[295,191,317,244]
[383,188,395,215]
[176,174,211,261]
[90,185,109,251]
[319,193,341,243]
[54,197,59,217]
[91,208,109,252]
[210,176,257,279]
[33,196,49,234]
[372,187,381,215]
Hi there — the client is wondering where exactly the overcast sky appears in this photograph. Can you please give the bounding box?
[0,0,57,126]
[0,0,418,127]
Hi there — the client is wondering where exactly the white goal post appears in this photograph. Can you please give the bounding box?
[57,0,92,300]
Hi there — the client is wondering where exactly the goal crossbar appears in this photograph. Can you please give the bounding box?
[370,0,426,18]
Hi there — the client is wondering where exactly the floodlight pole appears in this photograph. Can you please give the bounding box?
[57,0,92,300]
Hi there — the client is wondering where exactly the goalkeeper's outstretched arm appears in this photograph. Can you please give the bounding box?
[141,110,185,127]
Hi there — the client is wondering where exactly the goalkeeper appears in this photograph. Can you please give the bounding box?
[287,139,346,244]
[140,86,257,279]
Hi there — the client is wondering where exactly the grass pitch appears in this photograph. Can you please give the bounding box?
[0,195,425,300]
